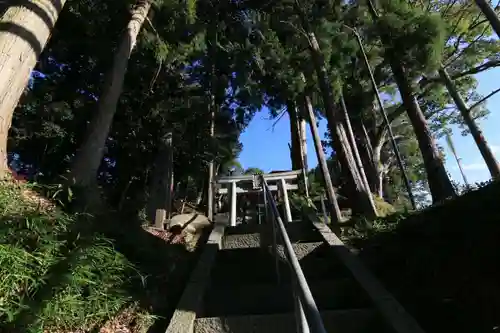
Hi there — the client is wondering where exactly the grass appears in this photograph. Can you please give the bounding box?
[0,179,143,332]
[0,179,206,333]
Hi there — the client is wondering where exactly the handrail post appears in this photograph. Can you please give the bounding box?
[263,185,281,284]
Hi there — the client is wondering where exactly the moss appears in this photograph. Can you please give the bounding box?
[373,195,396,217]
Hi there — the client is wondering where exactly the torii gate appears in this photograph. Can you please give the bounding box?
[215,170,303,226]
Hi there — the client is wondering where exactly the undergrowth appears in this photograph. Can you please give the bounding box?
[0,180,151,332]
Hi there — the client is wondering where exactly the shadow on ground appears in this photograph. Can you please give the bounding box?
[356,181,500,333]
[0,180,210,333]
[95,212,211,333]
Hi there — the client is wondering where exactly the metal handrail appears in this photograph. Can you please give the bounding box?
[260,175,327,333]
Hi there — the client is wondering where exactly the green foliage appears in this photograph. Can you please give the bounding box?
[244,167,264,175]
[289,192,317,215]
[0,181,140,332]
[9,0,256,211]
[342,207,410,246]
[376,0,447,74]
[372,195,396,217]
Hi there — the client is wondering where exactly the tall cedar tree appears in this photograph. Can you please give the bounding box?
[0,0,68,174]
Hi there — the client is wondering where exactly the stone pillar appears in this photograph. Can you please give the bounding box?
[280,178,292,222]
[230,181,237,226]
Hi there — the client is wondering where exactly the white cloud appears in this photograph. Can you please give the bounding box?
[491,145,500,154]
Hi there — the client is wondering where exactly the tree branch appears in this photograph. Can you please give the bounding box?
[469,86,500,110]
[421,59,500,86]
[384,135,404,144]
[444,21,490,67]
[449,59,500,79]
[267,107,287,131]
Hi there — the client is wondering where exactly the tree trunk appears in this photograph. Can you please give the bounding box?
[301,93,342,227]
[391,63,455,202]
[69,0,152,187]
[367,0,455,203]
[288,101,305,170]
[147,131,173,226]
[438,66,500,178]
[0,0,68,174]
[352,117,378,194]
[474,0,500,38]
[348,24,416,208]
[298,111,309,196]
[305,30,377,218]
[445,131,470,189]
[360,118,374,157]
[207,102,215,221]
[382,176,394,204]
[371,134,387,198]
[340,94,372,196]
[196,178,206,206]
[298,114,308,171]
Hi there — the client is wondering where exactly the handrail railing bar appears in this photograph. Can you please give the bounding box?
[263,185,280,282]
[271,203,281,283]
[260,176,327,333]
[293,279,311,333]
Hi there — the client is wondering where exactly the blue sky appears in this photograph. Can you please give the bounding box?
[238,68,500,185]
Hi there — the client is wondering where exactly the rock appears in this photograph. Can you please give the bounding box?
[168,213,211,234]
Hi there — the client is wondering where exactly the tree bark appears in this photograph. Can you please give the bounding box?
[147,131,173,226]
[301,93,342,227]
[298,113,308,171]
[207,104,215,221]
[351,117,378,194]
[371,133,388,198]
[288,101,305,170]
[340,94,372,196]
[438,66,500,178]
[382,176,395,204]
[197,177,207,206]
[445,131,470,189]
[391,63,455,202]
[304,30,377,218]
[69,0,152,187]
[0,0,68,174]
[474,0,500,38]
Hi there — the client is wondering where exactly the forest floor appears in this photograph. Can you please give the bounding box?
[0,178,209,333]
[350,181,500,333]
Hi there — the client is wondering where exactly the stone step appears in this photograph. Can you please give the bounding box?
[297,241,353,281]
[223,222,324,249]
[202,278,372,317]
[209,247,290,286]
[210,243,350,287]
[194,308,388,333]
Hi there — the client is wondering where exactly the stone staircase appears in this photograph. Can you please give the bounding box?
[166,216,425,333]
